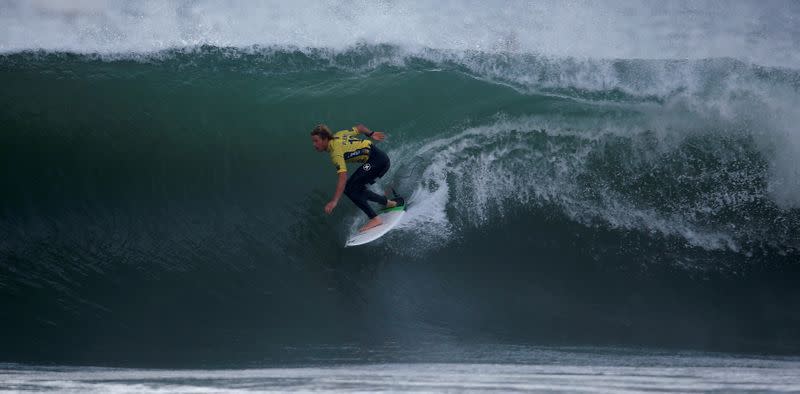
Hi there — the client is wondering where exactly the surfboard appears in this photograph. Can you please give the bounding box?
[345,204,406,247]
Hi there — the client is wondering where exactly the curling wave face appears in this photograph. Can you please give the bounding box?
[1,0,800,365]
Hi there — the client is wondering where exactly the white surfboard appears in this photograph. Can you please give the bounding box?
[345,205,406,247]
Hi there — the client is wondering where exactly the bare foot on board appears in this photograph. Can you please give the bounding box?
[358,217,383,232]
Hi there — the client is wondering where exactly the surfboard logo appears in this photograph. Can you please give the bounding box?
[363,163,372,171]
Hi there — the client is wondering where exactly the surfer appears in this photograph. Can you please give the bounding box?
[311,124,402,232]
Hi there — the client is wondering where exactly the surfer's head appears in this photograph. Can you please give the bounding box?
[311,124,333,151]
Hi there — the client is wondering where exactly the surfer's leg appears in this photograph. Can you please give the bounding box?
[361,146,391,206]
[344,187,378,219]
[364,189,388,205]
[346,146,394,226]
[345,168,379,219]
[344,182,383,232]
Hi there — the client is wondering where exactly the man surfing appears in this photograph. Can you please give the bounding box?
[311,124,403,232]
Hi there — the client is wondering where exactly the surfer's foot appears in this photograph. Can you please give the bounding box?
[359,217,383,232]
[385,199,398,209]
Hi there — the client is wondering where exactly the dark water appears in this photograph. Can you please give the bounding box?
[1,45,799,367]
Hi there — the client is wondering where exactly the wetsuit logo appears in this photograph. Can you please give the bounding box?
[363,163,372,171]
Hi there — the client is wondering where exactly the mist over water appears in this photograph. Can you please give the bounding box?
[3,0,800,68]
[1,0,799,366]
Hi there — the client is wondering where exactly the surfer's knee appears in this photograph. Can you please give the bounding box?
[344,181,364,197]
[344,184,361,201]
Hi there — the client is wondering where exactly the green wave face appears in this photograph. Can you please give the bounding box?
[2,47,800,365]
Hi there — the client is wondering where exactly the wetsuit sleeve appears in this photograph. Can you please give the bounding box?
[329,143,348,173]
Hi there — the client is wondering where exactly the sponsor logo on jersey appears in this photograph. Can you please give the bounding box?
[344,148,370,160]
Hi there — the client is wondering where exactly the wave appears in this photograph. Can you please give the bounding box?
[2,42,800,364]
[2,46,798,249]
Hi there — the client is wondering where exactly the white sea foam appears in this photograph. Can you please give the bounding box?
[3,353,800,393]
[389,114,791,252]
[2,0,799,69]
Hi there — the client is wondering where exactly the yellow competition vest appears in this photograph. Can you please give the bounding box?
[327,127,373,173]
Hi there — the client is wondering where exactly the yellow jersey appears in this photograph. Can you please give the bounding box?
[327,127,373,173]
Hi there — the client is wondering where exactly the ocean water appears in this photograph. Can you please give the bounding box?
[1,1,800,391]
[3,346,800,393]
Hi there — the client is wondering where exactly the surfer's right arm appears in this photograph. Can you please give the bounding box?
[354,124,386,141]
[325,172,347,214]
[326,144,349,214]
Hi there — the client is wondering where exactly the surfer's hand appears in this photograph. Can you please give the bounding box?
[371,131,386,141]
[324,200,337,214]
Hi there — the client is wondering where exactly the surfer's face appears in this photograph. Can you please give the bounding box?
[311,135,329,152]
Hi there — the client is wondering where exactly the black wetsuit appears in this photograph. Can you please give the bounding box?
[343,145,390,219]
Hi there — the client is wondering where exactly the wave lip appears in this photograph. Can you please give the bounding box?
[2,1,800,69]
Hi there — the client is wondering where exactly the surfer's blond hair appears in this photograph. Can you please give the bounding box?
[310,124,333,140]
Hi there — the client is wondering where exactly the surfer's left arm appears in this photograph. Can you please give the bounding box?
[354,124,386,141]
[325,172,348,214]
